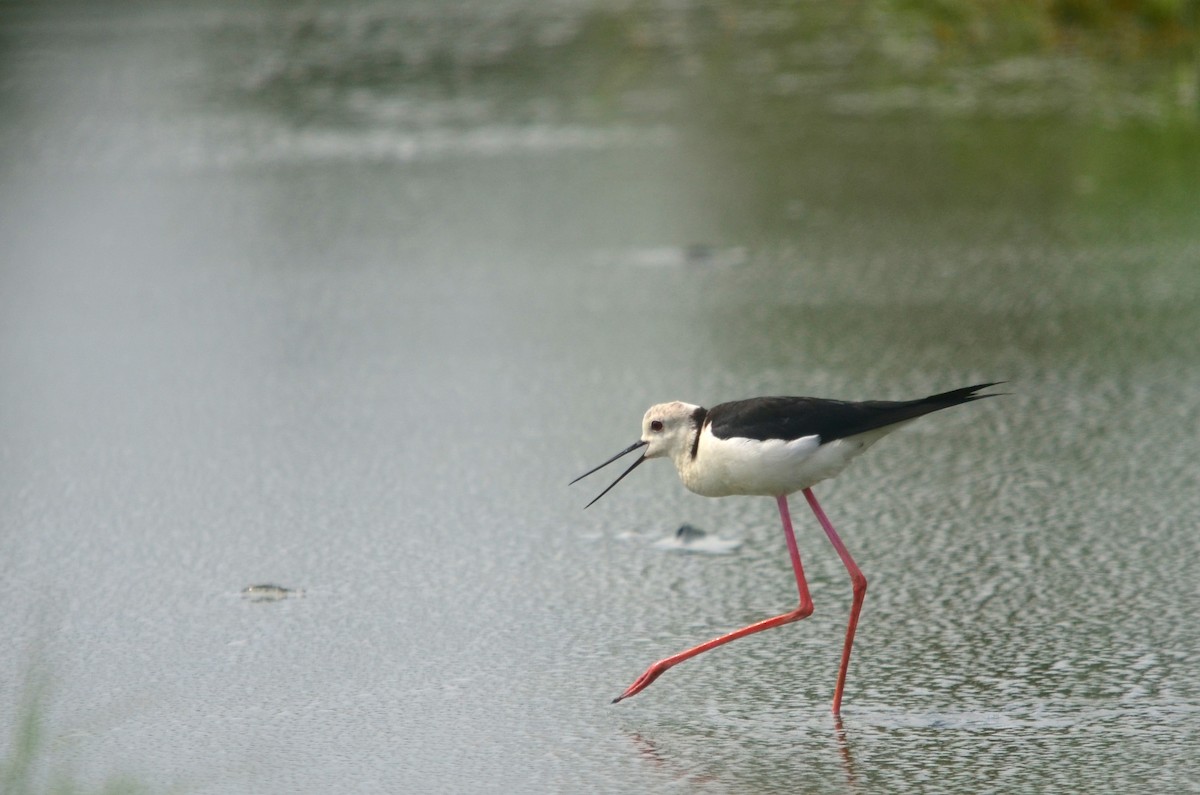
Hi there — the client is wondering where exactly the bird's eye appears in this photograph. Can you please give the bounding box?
[650,420,663,432]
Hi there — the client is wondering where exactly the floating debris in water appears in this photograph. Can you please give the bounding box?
[681,244,748,268]
[651,525,742,554]
[241,584,304,602]
[594,245,748,270]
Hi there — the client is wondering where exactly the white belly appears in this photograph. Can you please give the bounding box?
[678,425,897,497]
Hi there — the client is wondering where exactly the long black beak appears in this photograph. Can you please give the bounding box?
[570,440,648,509]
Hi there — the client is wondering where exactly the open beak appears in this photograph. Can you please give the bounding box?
[570,440,648,509]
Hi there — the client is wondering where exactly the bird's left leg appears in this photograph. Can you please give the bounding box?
[802,487,867,716]
[612,495,814,703]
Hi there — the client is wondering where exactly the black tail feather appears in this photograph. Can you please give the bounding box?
[921,382,1005,407]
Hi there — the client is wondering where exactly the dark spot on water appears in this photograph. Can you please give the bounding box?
[684,244,747,267]
[675,523,707,542]
[242,584,304,602]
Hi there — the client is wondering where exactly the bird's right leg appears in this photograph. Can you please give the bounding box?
[802,487,866,716]
[612,495,814,703]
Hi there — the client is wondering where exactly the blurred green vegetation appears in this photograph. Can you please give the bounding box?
[892,0,1197,59]
[220,0,1198,131]
[1,670,146,795]
[847,0,1199,123]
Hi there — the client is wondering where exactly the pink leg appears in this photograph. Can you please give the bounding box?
[613,495,814,703]
[802,487,867,716]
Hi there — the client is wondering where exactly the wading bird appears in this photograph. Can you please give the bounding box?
[572,383,999,714]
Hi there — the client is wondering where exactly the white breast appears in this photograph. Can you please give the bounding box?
[676,423,898,497]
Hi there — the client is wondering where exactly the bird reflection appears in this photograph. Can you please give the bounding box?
[626,716,863,792]
[834,717,862,792]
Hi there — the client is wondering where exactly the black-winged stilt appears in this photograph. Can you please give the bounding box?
[572,382,1000,714]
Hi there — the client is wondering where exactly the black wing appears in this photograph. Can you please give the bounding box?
[706,383,999,443]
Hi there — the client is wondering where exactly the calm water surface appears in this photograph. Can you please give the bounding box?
[2,3,1199,793]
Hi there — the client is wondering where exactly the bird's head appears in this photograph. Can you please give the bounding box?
[640,401,702,460]
[571,401,704,508]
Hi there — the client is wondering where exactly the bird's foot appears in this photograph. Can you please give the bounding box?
[612,660,670,703]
